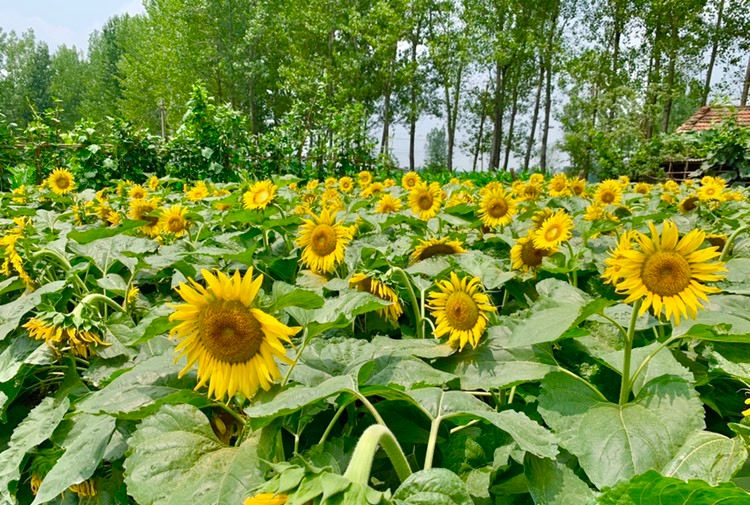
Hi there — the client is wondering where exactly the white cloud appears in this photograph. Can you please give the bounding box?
[0,9,80,49]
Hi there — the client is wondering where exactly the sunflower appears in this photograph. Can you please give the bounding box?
[743,398,750,418]
[402,171,421,190]
[548,174,570,197]
[358,171,373,187]
[529,173,545,185]
[634,182,652,195]
[244,180,277,210]
[12,185,27,204]
[510,234,555,272]
[706,233,728,250]
[296,209,354,274]
[678,195,699,213]
[128,198,162,237]
[46,168,75,195]
[186,182,210,201]
[531,208,554,230]
[593,180,622,206]
[148,175,160,190]
[602,231,636,285]
[409,181,443,220]
[169,269,301,401]
[129,184,148,200]
[532,209,573,249]
[608,221,725,324]
[338,176,354,193]
[384,178,396,187]
[24,317,108,358]
[410,237,466,263]
[244,494,288,505]
[361,182,384,198]
[428,272,496,350]
[697,179,725,202]
[324,177,337,188]
[569,177,586,196]
[69,479,96,498]
[478,186,516,227]
[663,180,680,193]
[517,181,542,201]
[306,179,320,191]
[375,194,402,214]
[159,205,189,237]
[350,273,403,322]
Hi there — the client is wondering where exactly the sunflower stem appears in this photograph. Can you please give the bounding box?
[720,225,748,262]
[619,300,642,405]
[423,416,441,470]
[282,328,309,386]
[391,267,423,339]
[319,400,351,445]
[629,334,681,391]
[343,424,412,485]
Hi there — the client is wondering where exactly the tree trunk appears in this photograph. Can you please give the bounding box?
[644,26,662,139]
[408,25,420,170]
[472,86,488,172]
[380,88,391,155]
[446,65,463,172]
[502,75,519,172]
[741,54,750,107]
[523,60,544,171]
[661,24,678,133]
[540,11,558,174]
[702,0,725,106]
[489,61,505,171]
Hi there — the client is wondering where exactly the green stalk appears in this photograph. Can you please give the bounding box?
[343,425,412,485]
[619,300,642,405]
[720,225,748,262]
[282,328,309,386]
[391,267,423,339]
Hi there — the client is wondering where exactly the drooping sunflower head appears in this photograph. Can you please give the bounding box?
[169,269,301,401]
[68,479,97,498]
[23,316,108,358]
[410,237,466,263]
[593,180,623,206]
[409,181,443,220]
[510,233,555,272]
[129,184,148,200]
[402,171,421,190]
[375,194,402,214]
[296,209,354,274]
[159,205,189,237]
[46,168,75,195]
[705,233,728,251]
[548,173,570,197]
[244,493,288,505]
[428,272,496,350]
[350,272,403,322]
[532,209,574,250]
[478,186,516,228]
[607,220,726,324]
[244,180,278,210]
[678,195,699,213]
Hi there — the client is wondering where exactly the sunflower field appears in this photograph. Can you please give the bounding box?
[2,169,750,505]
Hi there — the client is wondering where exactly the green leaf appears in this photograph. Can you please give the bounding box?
[524,454,597,505]
[76,354,208,419]
[124,404,265,505]
[705,343,750,381]
[452,250,515,290]
[286,291,389,338]
[0,336,40,382]
[32,414,116,505]
[596,470,750,504]
[268,282,324,312]
[538,372,705,490]
[674,295,750,342]
[0,281,66,341]
[0,397,70,504]
[490,279,603,349]
[393,468,473,505]
[359,356,456,389]
[403,388,558,459]
[662,431,748,485]
[369,336,455,360]
[70,235,157,272]
[66,220,144,244]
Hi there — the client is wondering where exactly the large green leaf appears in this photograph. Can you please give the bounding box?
[32,413,116,505]
[596,470,750,504]
[538,372,705,489]
[76,354,208,419]
[662,431,748,485]
[0,397,70,504]
[705,342,750,381]
[124,404,265,505]
[70,235,157,273]
[452,250,515,290]
[524,454,597,505]
[0,336,40,382]
[403,388,557,459]
[286,291,389,338]
[359,355,457,389]
[393,469,473,505]
[674,295,750,342]
[490,279,605,349]
[66,220,144,244]
[0,281,66,341]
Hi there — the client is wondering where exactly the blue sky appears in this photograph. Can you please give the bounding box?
[0,0,145,51]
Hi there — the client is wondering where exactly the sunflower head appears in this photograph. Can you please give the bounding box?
[606,220,726,324]
[69,479,97,498]
[159,205,189,237]
[244,180,278,210]
[678,195,699,213]
[697,180,725,201]
[478,186,516,228]
[296,209,354,274]
[410,237,466,263]
[170,269,301,400]
[186,182,210,201]
[548,174,570,197]
[244,493,288,505]
[511,234,555,272]
[46,168,75,195]
[593,180,623,206]
[350,272,403,322]
[532,209,573,249]
[428,272,496,350]
[569,177,586,196]
[634,182,652,195]
[129,184,148,200]
[409,181,443,220]
[358,171,373,186]
[529,173,545,185]
[375,194,402,214]
[24,316,108,358]
[705,233,728,250]
[338,176,354,193]
[128,198,162,237]
[402,171,421,189]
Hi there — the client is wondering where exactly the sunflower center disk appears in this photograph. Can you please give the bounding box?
[544,225,561,242]
[641,251,692,297]
[168,217,183,231]
[254,191,269,204]
[310,224,338,256]
[601,191,615,204]
[55,176,71,189]
[488,199,508,218]
[444,292,480,331]
[199,301,264,363]
[420,244,456,260]
[521,241,545,267]
[417,193,434,210]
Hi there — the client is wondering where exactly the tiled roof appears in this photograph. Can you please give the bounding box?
[676,106,750,133]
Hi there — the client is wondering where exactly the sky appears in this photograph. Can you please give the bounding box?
[0,0,563,171]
